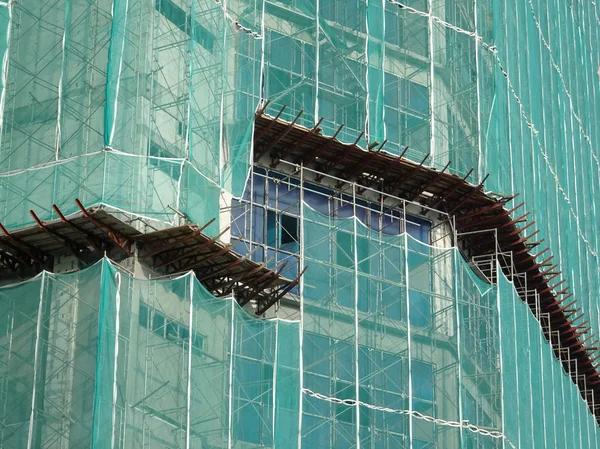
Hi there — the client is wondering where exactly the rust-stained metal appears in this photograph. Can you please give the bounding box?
[29,210,85,263]
[75,198,131,254]
[252,110,600,415]
[53,204,103,252]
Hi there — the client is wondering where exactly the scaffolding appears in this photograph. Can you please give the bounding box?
[0,248,598,448]
[0,0,600,447]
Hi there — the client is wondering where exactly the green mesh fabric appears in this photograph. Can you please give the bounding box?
[0,0,598,350]
[0,259,302,448]
[1,245,599,447]
[484,0,600,372]
[299,202,600,448]
[1,0,600,447]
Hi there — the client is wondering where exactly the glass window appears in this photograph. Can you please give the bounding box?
[335,341,355,382]
[305,333,332,376]
[179,325,189,341]
[269,32,294,72]
[165,320,178,341]
[385,9,401,46]
[335,381,355,424]
[192,333,204,351]
[233,398,262,444]
[409,82,429,115]
[406,215,431,243]
[280,215,297,244]
[267,210,277,247]
[302,414,331,448]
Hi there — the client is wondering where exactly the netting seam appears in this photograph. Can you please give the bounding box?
[302,388,519,449]
[26,271,45,449]
[428,0,436,164]
[227,296,235,449]
[55,2,69,161]
[185,277,194,449]
[111,271,121,449]
[107,0,130,146]
[0,0,11,141]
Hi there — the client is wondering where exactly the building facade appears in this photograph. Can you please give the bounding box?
[0,0,599,448]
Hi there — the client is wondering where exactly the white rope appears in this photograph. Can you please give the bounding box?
[302,388,518,449]
[0,0,12,140]
[492,50,599,258]
[111,271,122,449]
[389,0,599,259]
[526,0,600,169]
[215,0,262,39]
[387,0,497,53]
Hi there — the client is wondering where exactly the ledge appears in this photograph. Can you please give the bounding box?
[254,103,600,418]
[0,200,301,316]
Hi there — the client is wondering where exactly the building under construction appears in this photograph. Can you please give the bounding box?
[0,0,599,447]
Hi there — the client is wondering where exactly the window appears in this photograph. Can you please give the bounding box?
[320,0,367,31]
[269,32,302,75]
[384,0,428,54]
[281,214,298,245]
[148,141,180,178]
[302,334,411,447]
[232,169,432,305]
[230,324,275,446]
[155,0,215,52]
[384,73,430,154]
[336,231,354,269]
[177,120,187,137]
[406,215,431,243]
[232,360,274,445]
[139,303,205,354]
[267,210,299,253]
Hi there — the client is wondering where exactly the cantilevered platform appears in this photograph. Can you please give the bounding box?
[254,103,600,417]
[0,200,301,316]
[136,223,303,314]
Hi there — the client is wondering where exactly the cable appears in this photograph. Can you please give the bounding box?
[388,0,599,260]
[386,0,497,53]
[215,0,262,39]
[302,388,519,449]
[526,0,600,170]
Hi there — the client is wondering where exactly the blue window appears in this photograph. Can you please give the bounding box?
[406,215,430,243]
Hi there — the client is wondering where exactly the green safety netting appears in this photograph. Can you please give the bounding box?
[0,0,600,446]
[0,152,220,233]
[1,215,599,447]
[0,0,598,346]
[0,0,599,353]
[0,259,302,449]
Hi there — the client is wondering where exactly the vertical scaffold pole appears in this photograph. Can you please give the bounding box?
[298,164,305,449]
